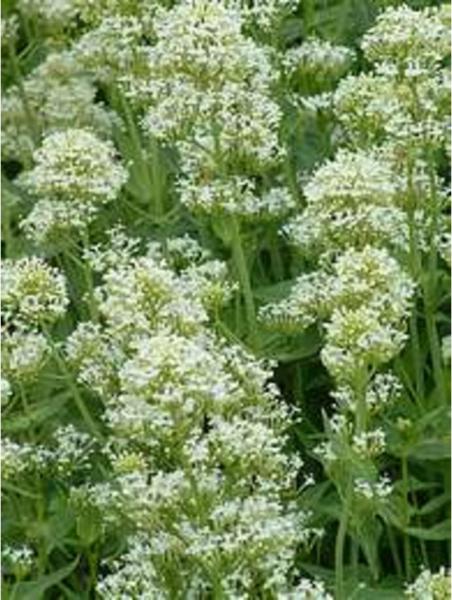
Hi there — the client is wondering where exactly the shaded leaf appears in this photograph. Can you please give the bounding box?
[10,558,79,600]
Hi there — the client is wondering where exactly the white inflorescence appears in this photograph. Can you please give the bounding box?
[18,128,127,242]
[2,256,68,327]
[62,235,321,597]
[283,37,354,83]
[405,566,451,600]
[1,51,114,164]
[20,128,127,204]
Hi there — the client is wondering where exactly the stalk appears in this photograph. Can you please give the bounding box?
[230,216,257,344]
[401,454,412,580]
[387,525,403,578]
[335,487,351,600]
[422,152,447,404]
[7,36,39,145]
[335,369,369,598]
[42,327,103,439]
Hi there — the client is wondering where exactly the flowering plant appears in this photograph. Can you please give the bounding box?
[1,1,450,598]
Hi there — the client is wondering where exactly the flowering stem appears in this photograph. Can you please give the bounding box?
[423,153,446,405]
[7,37,39,145]
[387,525,403,578]
[230,216,257,345]
[79,234,99,323]
[43,328,103,439]
[401,454,412,580]
[335,485,351,600]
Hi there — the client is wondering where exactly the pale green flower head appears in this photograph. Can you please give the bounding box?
[2,330,50,381]
[19,128,127,205]
[1,256,68,326]
[2,51,114,164]
[361,4,450,67]
[405,566,451,600]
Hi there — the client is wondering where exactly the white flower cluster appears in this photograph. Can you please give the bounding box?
[283,38,354,85]
[233,0,298,31]
[1,426,94,481]
[261,246,414,382]
[73,15,152,84]
[103,0,292,219]
[354,475,393,501]
[63,234,320,597]
[18,128,127,244]
[335,5,450,154]
[2,51,114,165]
[15,0,151,34]
[332,372,402,415]
[405,566,451,600]
[284,148,414,257]
[1,544,35,578]
[1,256,68,382]
[2,256,68,326]
[361,5,450,67]
[2,330,50,382]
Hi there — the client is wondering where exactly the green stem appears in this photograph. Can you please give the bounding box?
[79,234,99,323]
[335,488,351,600]
[350,539,359,585]
[335,368,368,598]
[230,217,256,344]
[387,525,403,578]
[409,309,425,404]
[401,455,412,580]
[43,329,103,439]
[422,152,447,404]
[424,305,446,402]
[7,37,39,145]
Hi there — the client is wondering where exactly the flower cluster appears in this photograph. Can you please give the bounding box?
[1,425,95,481]
[2,256,68,326]
[335,5,450,154]
[282,38,354,90]
[1,51,114,165]
[261,245,414,381]
[258,6,450,581]
[1,256,68,382]
[18,128,127,243]
[1,2,449,598]
[283,149,411,256]
[361,5,450,68]
[113,0,294,219]
[64,236,320,597]
[405,566,451,600]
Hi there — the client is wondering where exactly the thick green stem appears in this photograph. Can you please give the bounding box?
[422,153,447,404]
[424,304,446,402]
[335,487,351,600]
[230,217,256,343]
[387,525,403,578]
[401,455,412,580]
[43,329,103,439]
[7,37,39,145]
[79,234,99,323]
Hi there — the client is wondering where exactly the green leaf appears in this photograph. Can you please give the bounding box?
[355,586,404,599]
[3,394,70,434]
[10,558,79,600]
[413,493,450,517]
[405,519,451,541]
[260,327,322,362]
[408,439,451,461]
[254,279,297,302]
